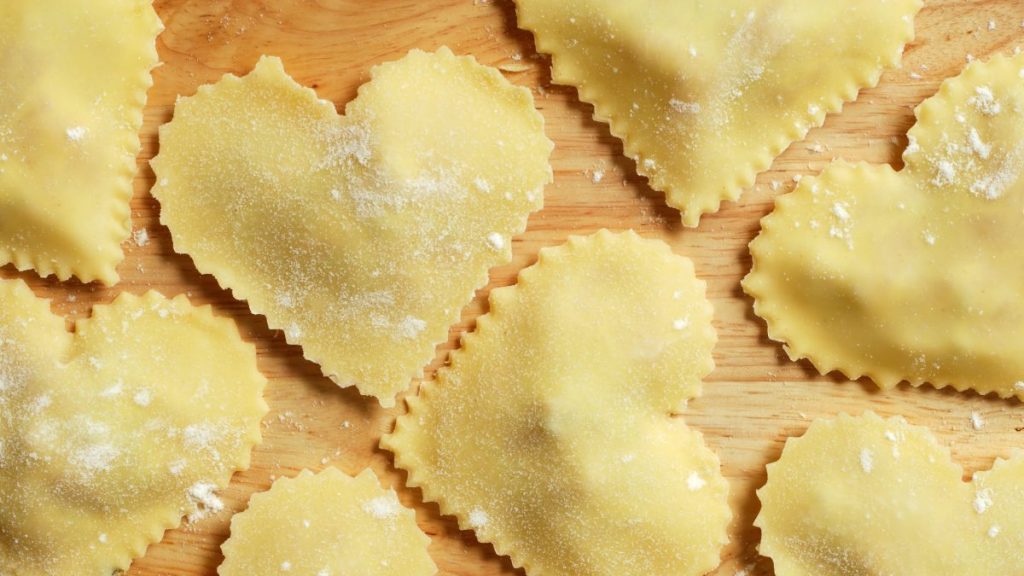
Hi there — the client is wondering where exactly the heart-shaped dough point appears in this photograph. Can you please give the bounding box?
[757,412,1024,576]
[515,0,920,226]
[152,49,553,406]
[384,230,730,576]
[0,279,267,576]
[744,53,1024,399]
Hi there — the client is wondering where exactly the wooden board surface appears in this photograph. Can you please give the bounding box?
[5,1,1024,574]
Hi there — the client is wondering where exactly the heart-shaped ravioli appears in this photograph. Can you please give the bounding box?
[757,412,1024,575]
[220,468,436,576]
[0,279,267,576]
[0,0,162,285]
[383,230,730,576]
[744,53,1024,399]
[151,49,553,407]
[515,0,920,226]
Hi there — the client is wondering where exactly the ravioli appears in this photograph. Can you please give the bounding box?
[515,0,920,226]
[0,0,162,284]
[383,230,730,576]
[744,53,1024,399]
[758,412,1024,576]
[219,468,436,576]
[152,49,553,407]
[0,278,267,576]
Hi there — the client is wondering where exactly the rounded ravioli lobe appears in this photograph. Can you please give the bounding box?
[757,412,1024,576]
[219,468,436,576]
[383,230,730,576]
[0,278,267,576]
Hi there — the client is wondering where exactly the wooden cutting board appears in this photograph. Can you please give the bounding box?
[5,1,1022,574]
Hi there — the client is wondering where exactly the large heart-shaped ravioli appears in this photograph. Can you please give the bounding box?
[515,0,920,226]
[151,49,553,407]
[757,412,1024,575]
[0,279,267,576]
[0,0,162,285]
[219,468,436,576]
[744,53,1024,399]
[383,230,730,576]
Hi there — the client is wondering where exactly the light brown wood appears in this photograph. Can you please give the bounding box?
[5,1,1023,574]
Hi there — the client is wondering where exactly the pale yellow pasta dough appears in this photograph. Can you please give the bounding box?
[383,230,730,576]
[0,0,162,285]
[758,412,1024,576]
[515,0,920,227]
[219,468,436,576]
[744,53,1024,399]
[0,278,267,576]
[151,49,552,407]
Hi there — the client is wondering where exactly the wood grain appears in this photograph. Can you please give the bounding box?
[4,1,1024,574]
